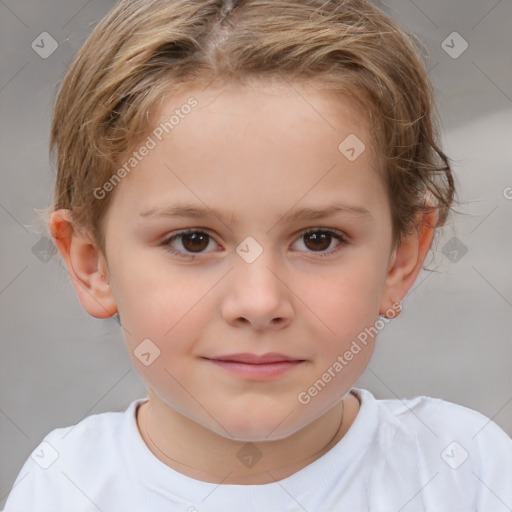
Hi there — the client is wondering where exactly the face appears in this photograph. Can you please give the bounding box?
[101,80,396,441]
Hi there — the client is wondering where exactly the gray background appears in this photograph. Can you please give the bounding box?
[1,0,511,505]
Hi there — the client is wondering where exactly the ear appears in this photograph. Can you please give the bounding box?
[379,207,437,315]
[49,209,118,319]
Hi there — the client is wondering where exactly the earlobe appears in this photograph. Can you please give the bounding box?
[379,208,437,316]
[49,209,118,319]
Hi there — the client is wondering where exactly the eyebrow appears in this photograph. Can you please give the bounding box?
[139,201,372,227]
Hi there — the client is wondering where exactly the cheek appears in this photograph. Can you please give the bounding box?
[301,259,384,332]
[121,289,210,400]
[109,249,213,344]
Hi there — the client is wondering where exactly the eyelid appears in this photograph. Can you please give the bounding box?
[298,227,348,241]
[161,228,220,258]
[290,228,348,258]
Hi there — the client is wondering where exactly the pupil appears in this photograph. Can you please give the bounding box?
[183,233,208,252]
[305,232,330,251]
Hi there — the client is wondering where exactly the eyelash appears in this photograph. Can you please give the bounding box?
[161,228,348,259]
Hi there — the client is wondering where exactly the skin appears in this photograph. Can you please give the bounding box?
[49,79,436,484]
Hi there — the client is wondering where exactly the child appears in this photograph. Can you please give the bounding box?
[4,0,511,510]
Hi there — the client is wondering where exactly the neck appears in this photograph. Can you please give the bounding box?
[136,390,360,484]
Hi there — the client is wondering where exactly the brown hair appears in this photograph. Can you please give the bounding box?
[47,0,456,255]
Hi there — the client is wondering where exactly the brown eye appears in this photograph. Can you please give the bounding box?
[181,232,210,252]
[162,230,216,257]
[303,231,333,252]
[292,229,347,257]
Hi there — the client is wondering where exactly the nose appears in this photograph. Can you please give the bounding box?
[220,249,294,331]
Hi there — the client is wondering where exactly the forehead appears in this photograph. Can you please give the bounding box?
[148,78,375,148]
[107,80,385,224]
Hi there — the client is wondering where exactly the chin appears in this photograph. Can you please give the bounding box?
[206,407,307,443]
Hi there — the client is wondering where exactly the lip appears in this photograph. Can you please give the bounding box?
[208,352,303,364]
[204,353,305,379]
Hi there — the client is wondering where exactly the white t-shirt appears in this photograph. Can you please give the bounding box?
[3,388,512,512]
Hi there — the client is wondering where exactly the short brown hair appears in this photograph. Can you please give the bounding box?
[48,0,456,255]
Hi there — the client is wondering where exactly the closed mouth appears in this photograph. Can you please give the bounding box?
[204,352,305,364]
